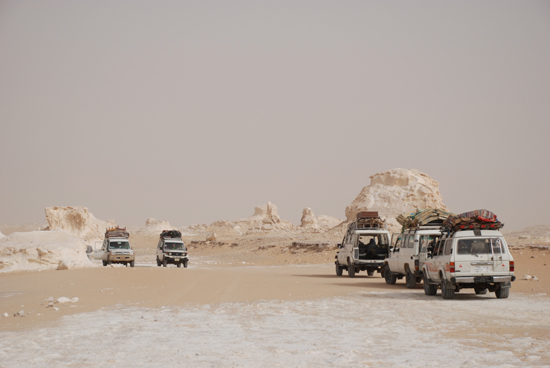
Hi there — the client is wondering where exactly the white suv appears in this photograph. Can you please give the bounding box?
[336,228,390,277]
[422,229,515,299]
[384,227,442,288]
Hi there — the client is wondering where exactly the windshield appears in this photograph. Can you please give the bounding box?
[164,242,184,250]
[109,241,130,250]
[457,238,504,255]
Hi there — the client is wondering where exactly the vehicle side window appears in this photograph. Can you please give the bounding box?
[408,235,415,248]
[402,235,409,248]
[420,235,430,253]
[433,240,443,256]
[393,235,402,250]
[444,239,453,255]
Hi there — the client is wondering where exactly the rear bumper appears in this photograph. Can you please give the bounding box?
[451,275,515,284]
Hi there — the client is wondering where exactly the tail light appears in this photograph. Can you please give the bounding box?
[510,261,514,272]
[414,259,419,271]
[450,262,455,273]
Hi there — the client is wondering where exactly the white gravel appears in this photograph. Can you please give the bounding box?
[0,291,549,367]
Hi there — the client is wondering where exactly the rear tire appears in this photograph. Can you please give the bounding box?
[495,283,510,299]
[156,257,161,267]
[406,270,417,289]
[177,263,181,268]
[102,260,107,267]
[347,259,355,278]
[367,270,374,277]
[441,279,456,299]
[423,273,437,296]
[335,263,343,276]
[384,267,397,285]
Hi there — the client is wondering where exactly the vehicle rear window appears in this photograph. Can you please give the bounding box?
[456,238,504,255]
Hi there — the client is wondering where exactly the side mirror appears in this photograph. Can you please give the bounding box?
[337,243,343,249]
[427,251,433,258]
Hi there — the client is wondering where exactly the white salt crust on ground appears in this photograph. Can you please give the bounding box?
[1,292,548,367]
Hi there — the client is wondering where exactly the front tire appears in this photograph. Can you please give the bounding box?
[384,267,397,285]
[163,258,167,267]
[102,260,107,267]
[130,260,135,268]
[441,279,456,299]
[335,263,343,276]
[423,273,437,295]
[183,259,188,268]
[406,270,417,289]
[347,259,355,278]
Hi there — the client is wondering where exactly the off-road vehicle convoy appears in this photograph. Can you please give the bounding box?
[335,211,390,278]
[94,227,135,267]
[422,210,515,299]
[384,209,451,288]
[156,230,189,268]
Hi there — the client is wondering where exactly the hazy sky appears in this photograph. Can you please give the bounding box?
[1,1,549,230]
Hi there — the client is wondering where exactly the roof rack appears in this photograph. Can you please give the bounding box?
[397,209,453,232]
[349,211,386,230]
[160,230,182,239]
[443,209,503,233]
[105,227,130,239]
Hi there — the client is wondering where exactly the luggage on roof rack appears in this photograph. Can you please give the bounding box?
[160,230,182,239]
[397,208,453,232]
[105,227,130,239]
[443,209,503,232]
[352,211,386,229]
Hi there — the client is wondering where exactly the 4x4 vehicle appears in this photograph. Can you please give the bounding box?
[384,209,451,288]
[94,227,135,267]
[335,211,390,278]
[156,230,188,268]
[385,227,442,288]
[422,210,515,299]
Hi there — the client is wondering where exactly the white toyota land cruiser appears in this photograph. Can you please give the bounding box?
[423,229,515,299]
[335,211,390,278]
[384,227,442,288]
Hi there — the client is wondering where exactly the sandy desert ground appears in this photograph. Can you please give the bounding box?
[1,229,549,367]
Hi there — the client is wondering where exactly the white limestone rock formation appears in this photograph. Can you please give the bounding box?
[206,233,218,242]
[345,169,448,229]
[137,218,175,234]
[300,208,319,231]
[0,231,5,239]
[43,206,116,243]
[0,230,95,273]
[236,202,296,232]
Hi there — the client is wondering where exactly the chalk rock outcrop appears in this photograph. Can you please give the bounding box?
[317,215,344,230]
[0,231,5,239]
[345,169,448,228]
[300,208,319,230]
[137,218,175,234]
[0,230,95,273]
[43,207,115,243]
[236,202,295,231]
